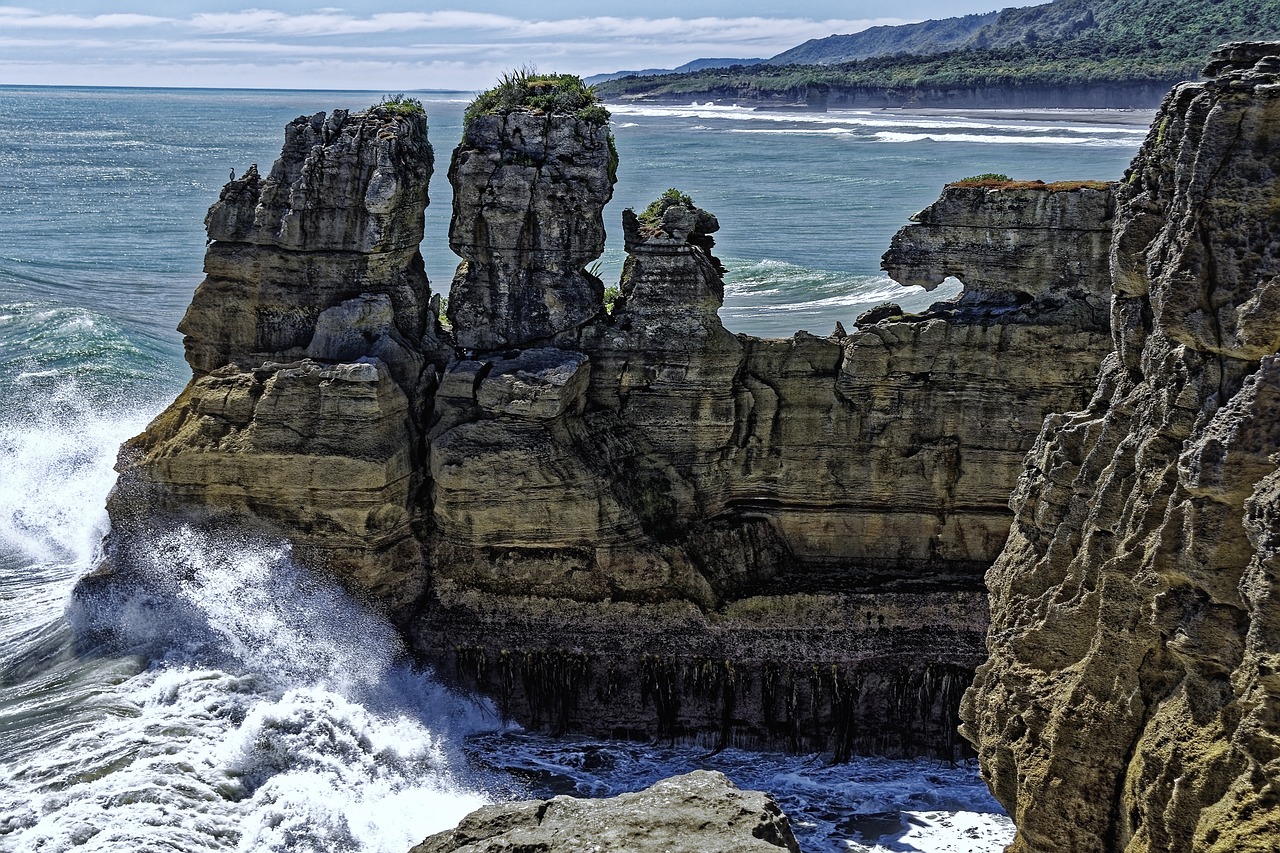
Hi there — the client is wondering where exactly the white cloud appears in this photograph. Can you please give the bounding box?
[0,5,916,89]
[0,6,173,28]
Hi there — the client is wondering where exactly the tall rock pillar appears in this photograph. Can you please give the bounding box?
[446,100,615,351]
[103,105,441,608]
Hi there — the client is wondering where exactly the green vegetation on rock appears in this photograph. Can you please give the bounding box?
[951,175,1113,190]
[637,188,697,227]
[467,69,611,125]
[374,94,425,117]
[956,173,1012,184]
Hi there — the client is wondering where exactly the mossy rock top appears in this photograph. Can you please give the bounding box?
[948,176,1112,192]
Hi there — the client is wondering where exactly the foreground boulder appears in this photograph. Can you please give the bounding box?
[960,42,1280,852]
[410,771,801,853]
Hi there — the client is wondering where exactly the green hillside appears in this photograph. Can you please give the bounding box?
[595,0,1280,105]
[769,12,997,65]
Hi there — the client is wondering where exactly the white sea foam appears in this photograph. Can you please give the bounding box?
[0,379,152,566]
[606,101,1149,139]
[874,130,1136,146]
[0,375,499,853]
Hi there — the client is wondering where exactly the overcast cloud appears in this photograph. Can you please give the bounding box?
[0,2,1003,91]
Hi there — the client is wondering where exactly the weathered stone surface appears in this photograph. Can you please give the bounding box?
[447,112,614,351]
[882,181,1114,311]
[205,109,431,253]
[961,43,1280,852]
[182,106,437,385]
[104,105,441,608]
[410,770,801,853]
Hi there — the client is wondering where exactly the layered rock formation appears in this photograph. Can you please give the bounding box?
[98,81,1118,758]
[961,43,1280,851]
[411,770,800,853]
[102,106,444,608]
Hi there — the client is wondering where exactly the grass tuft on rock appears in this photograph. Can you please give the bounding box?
[637,188,698,228]
[374,94,426,117]
[466,69,611,125]
[950,174,1112,191]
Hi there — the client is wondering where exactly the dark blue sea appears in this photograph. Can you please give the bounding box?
[0,85,1151,852]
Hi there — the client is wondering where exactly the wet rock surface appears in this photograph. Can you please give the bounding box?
[961,42,1280,852]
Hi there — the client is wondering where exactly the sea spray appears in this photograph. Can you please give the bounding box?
[7,526,497,853]
[0,376,497,852]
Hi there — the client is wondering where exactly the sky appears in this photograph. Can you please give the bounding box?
[0,1,1007,91]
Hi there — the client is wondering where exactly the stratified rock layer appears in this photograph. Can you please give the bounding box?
[410,771,801,853]
[103,106,442,608]
[100,92,1119,758]
[961,43,1280,852]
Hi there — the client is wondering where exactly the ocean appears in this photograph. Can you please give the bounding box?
[0,85,1151,853]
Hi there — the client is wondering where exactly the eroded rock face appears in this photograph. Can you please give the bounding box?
[446,112,615,351]
[960,44,1280,852]
[103,106,441,608]
[882,182,1114,310]
[410,771,801,853]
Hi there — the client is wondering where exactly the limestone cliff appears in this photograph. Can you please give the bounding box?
[961,42,1280,851]
[98,79,1117,758]
[103,106,443,607]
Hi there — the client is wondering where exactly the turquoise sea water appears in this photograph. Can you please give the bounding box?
[0,85,1152,852]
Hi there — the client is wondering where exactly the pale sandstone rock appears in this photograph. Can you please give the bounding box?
[105,105,440,609]
[410,770,801,853]
[961,43,1280,853]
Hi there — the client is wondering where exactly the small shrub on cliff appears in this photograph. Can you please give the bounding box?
[955,173,1011,184]
[637,188,697,228]
[375,94,425,117]
[467,68,611,126]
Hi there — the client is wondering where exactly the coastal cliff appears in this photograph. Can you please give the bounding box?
[97,78,1115,757]
[961,42,1280,851]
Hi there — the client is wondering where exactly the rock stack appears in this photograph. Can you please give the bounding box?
[104,106,443,608]
[446,110,614,351]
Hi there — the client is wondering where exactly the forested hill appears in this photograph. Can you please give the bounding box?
[769,12,997,66]
[594,0,1280,108]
